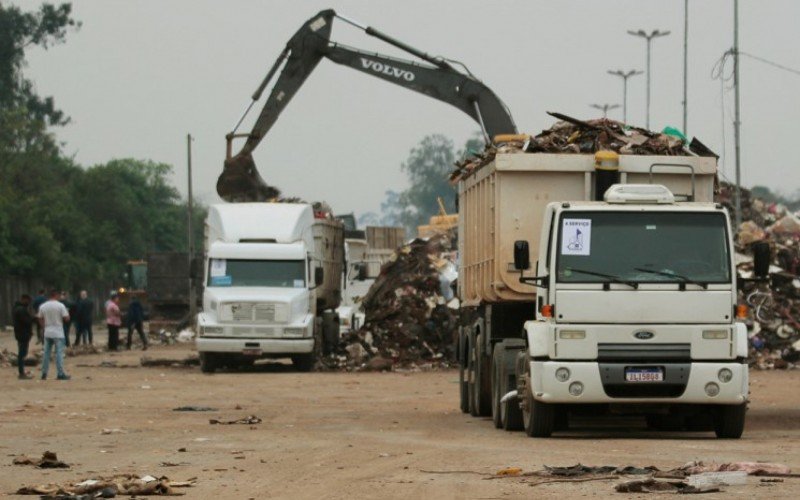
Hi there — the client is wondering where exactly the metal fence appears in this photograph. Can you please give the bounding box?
[0,276,114,328]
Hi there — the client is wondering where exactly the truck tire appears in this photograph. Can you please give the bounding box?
[467,329,478,416]
[499,339,526,431]
[520,355,554,437]
[714,403,746,439]
[491,346,505,428]
[458,331,469,414]
[199,353,216,374]
[292,354,315,372]
[473,332,492,417]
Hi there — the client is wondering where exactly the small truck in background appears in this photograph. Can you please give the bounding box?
[196,203,343,372]
[457,149,759,438]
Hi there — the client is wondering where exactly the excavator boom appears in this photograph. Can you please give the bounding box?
[218,9,516,202]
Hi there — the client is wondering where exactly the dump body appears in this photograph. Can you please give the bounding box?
[457,153,716,306]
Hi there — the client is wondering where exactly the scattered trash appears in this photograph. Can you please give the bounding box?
[15,474,196,496]
[100,428,126,435]
[13,451,69,469]
[495,467,523,477]
[686,471,748,487]
[680,461,792,476]
[173,406,218,412]
[614,478,719,494]
[209,416,262,425]
[141,356,200,368]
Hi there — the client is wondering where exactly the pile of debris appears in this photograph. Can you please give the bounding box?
[329,236,458,370]
[16,473,196,497]
[450,112,713,182]
[718,182,800,369]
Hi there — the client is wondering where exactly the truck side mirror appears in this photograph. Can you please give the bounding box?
[752,241,770,279]
[315,267,325,286]
[357,263,368,281]
[513,240,530,270]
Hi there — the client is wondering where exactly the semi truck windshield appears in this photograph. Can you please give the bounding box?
[207,259,305,288]
[556,211,730,285]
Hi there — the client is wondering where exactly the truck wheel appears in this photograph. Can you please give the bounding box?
[199,353,216,374]
[491,346,504,428]
[473,333,492,417]
[292,354,315,372]
[467,330,478,416]
[714,403,746,439]
[458,329,469,413]
[521,356,554,437]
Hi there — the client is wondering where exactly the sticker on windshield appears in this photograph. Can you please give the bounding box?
[561,219,592,256]
[293,279,304,288]
[210,259,227,277]
[210,275,232,286]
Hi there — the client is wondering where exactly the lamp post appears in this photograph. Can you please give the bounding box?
[733,0,742,230]
[627,29,671,129]
[590,103,620,119]
[683,0,689,134]
[607,69,642,123]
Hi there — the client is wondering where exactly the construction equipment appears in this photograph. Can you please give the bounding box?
[417,197,457,239]
[217,8,516,202]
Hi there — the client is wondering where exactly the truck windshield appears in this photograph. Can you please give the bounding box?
[207,259,305,288]
[556,211,730,285]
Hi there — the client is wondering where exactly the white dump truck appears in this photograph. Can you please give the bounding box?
[196,203,343,372]
[457,150,763,438]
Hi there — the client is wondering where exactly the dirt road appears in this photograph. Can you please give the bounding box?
[2,337,800,499]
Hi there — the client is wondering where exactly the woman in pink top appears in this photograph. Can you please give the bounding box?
[106,293,122,351]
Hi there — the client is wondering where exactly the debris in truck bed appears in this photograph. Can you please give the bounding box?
[450,113,706,182]
[15,473,195,496]
[329,236,458,369]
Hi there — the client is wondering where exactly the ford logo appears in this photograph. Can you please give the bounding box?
[634,331,655,340]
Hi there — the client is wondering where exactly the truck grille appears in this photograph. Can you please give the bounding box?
[221,302,286,323]
[597,343,691,362]
[254,304,276,322]
[232,304,253,321]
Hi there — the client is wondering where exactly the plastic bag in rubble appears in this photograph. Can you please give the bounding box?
[176,329,195,343]
[737,221,766,245]
[768,214,800,236]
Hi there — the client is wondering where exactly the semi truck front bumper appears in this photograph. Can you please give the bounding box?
[531,361,748,404]
[196,337,314,354]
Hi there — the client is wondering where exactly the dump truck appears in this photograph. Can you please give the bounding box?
[457,149,762,438]
[196,203,344,372]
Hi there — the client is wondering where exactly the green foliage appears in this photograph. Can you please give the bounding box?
[370,134,484,235]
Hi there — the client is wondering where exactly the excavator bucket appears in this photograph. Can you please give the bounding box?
[217,153,281,202]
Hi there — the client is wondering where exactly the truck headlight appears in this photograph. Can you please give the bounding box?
[559,330,586,340]
[718,368,733,383]
[705,382,720,397]
[568,382,584,396]
[702,330,728,339]
[555,368,571,382]
[284,327,306,338]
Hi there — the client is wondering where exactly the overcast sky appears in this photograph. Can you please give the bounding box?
[19,0,800,217]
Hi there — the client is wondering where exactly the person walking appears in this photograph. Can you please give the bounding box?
[32,289,46,344]
[38,289,71,380]
[12,294,35,379]
[74,290,94,345]
[106,292,122,351]
[126,296,148,351]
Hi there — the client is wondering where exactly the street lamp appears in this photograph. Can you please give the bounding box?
[627,29,671,129]
[590,103,620,119]
[607,70,642,123]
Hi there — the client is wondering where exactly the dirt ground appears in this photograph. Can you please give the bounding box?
[2,330,800,499]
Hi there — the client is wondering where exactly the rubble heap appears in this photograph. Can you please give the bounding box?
[334,236,458,370]
[718,182,800,369]
[450,113,711,182]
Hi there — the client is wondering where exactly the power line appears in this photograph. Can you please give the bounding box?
[740,51,800,77]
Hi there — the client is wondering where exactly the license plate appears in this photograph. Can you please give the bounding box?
[242,348,262,356]
[625,367,664,382]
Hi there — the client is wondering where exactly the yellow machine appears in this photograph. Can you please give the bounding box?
[417,197,458,239]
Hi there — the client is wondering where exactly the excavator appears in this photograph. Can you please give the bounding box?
[217,8,518,202]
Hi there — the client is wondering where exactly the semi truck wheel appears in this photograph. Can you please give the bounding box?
[491,346,504,428]
[714,403,746,439]
[498,339,525,431]
[467,330,478,416]
[473,333,492,417]
[292,354,314,372]
[458,330,469,413]
[199,353,216,374]
[520,355,554,437]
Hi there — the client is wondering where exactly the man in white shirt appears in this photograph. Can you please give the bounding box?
[38,289,71,380]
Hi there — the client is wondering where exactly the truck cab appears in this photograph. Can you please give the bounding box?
[510,184,749,437]
[196,203,343,372]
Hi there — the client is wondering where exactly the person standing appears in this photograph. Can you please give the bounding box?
[59,291,75,348]
[126,296,148,351]
[32,289,46,344]
[12,294,35,379]
[38,289,71,380]
[74,290,94,345]
[106,292,122,351]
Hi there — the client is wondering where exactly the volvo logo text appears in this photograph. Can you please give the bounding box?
[634,331,655,340]
[360,58,415,81]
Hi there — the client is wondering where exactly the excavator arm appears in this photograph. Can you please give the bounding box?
[218,9,516,202]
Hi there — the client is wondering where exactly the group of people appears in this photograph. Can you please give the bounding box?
[11,289,149,380]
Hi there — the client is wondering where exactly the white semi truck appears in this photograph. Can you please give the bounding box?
[457,150,764,438]
[196,203,343,372]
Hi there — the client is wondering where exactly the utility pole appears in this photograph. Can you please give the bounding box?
[733,0,742,230]
[683,0,689,134]
[627,29,671,129]
[186,134,197,326]
[590,103,620,119]
[607,69,642,123]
